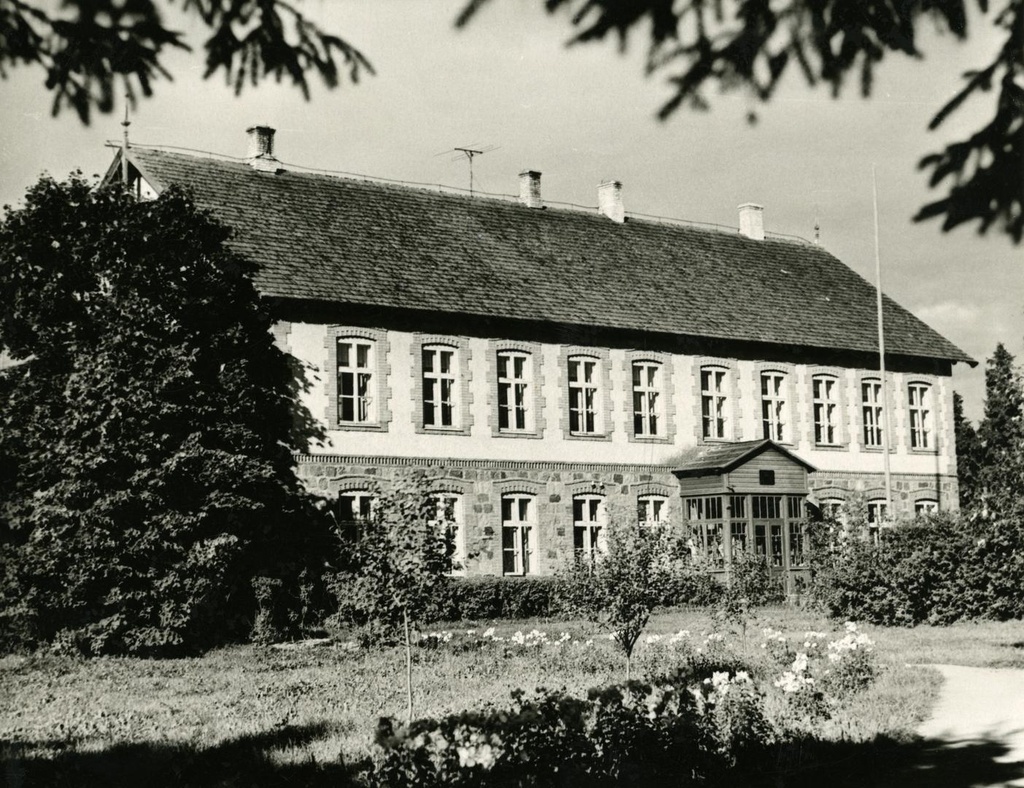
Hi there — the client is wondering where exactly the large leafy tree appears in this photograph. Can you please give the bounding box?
[0,0,372,123]
[458,0,1023,243]
[0,174,323,655]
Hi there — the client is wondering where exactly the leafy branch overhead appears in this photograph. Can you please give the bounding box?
[0,0,373,123]
[458,0,1023,243]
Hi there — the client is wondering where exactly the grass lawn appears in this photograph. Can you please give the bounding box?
[3,609,1024,784]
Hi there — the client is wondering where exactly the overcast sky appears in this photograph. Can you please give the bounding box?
[1,0,1020,422]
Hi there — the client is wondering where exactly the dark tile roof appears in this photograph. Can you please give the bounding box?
[119,148,973,364]
[670,439,816,476]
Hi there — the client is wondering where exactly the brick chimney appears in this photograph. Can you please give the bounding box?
[519,170,542,208]
[246,125,279,172]
[598,180,624,223]
[738,203,765,240]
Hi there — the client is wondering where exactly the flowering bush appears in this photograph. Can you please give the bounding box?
[820,622,876,696]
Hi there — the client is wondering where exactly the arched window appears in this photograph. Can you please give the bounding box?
[812,374,840,445]
[637,494,668,527]
[760,371,787,442]
[632,361,664,437]
[908,383,933,449]
[914,499,939,516]
[861,379,884,448]
[432,493,464,574]
[336,337,375,424]
[700,366,728,439]
[568,355,601,435]
[497,350,532,432]
[422,344,459,428]
[573,495,606,562]
[501,494,535,575]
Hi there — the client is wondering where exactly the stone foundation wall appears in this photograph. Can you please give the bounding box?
[297,454,959,576]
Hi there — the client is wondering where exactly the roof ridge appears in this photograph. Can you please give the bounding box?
[125,143,815,245]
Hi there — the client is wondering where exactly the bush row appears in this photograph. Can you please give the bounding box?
[366,656,772,788]
[808,513,1024,626]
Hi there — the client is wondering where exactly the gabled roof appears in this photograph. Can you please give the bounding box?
[670,439,816,477]
[112,147,973,365]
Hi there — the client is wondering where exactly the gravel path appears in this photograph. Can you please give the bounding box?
[916,664,1024,787]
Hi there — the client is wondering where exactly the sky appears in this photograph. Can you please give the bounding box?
[1,0,1020,423]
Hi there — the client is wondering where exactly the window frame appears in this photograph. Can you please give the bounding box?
[860,377,885,449]
[336,337,376,425]
[907,381,934,451]
[811,373,841,446]
[638,494,669,527]
[431,492,465,575]
[559,346,612,440]
[760,370,788,442]
[573,494,607,563]
[700,366,729,440]
[412,334,473,435]
[497,349,533,433]
[324,326,391,432]
[501,493,536,576]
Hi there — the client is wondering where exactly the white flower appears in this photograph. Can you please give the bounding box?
[482,627,496,639]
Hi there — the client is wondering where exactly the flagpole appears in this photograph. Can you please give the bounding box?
[872,166,893,520]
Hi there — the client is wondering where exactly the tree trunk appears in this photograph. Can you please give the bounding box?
[403,608,414,724]
[625,651,631,682]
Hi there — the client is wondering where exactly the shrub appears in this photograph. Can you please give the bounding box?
[808,512,1024,626]
[423,576,560,622]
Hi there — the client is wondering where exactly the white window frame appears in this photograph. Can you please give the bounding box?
[908,383,933,450]
[336,490,373,529]
[701,367,728,440]
[812,375,840,446]
[568,356,600,435]
[632,361,664,437]
[431,493,465,575]
[638,494,668,527]
[573,495,606,563]
[862,379,884,448]
[867,499,888,544]
[760,371,787,442]
[501,494,535,576]
[915,499,939,515]
[497,350,532,433]
[422,344,459,429]
[336,338,376,425]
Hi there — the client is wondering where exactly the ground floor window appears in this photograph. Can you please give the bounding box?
[502,494,535,575]
[915,499,939,515]
[573,495,606,563]
[432,494,464,574]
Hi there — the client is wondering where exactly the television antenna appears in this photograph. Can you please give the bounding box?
[434,144,499,195]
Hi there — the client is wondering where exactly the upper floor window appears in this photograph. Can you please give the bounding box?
[497,351,532,432]
[701,367,728,439]
[861,379,884,448]
[761,371,787,442]
[423,345,458,428]
[638,494,667,527]
[501,494,535,576]
[632,361,663,437]
[908,383,933,449]
[573,495,606,563]
[337,338,375,424]
[431,493,464,574]
[812,375,840,445]
[568,356,600,435]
